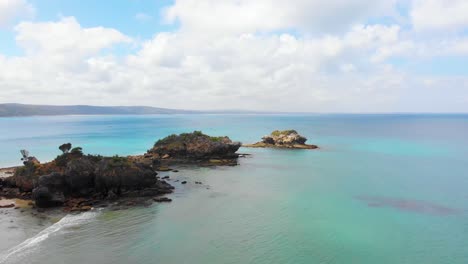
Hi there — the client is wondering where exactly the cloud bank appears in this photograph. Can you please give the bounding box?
[0,0,467,112]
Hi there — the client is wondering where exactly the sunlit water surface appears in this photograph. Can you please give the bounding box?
[1,114,468,264]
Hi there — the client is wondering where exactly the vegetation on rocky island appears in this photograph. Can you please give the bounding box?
[244,129,318,149]
[149,131,241,160]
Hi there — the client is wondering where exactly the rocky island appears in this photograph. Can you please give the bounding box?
[133,131,242,167]
[0,131,241,211]
[243,130,318,149]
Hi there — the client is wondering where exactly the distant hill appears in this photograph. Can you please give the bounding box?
[0,103,198,117]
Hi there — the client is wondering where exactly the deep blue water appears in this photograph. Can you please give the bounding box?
[1,114,468,264]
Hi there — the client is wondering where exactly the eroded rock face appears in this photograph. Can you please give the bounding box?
[244,130,318,149]
[148,131,241,160]
[32,172,66,207]
[94,157,158,195]
[8,160,39,192]
[262,130,307,145]
[64,158,96,195]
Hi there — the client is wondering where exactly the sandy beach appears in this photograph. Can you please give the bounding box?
[0,167,17,178]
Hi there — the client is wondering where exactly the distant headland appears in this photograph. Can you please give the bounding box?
[0,103,267,117]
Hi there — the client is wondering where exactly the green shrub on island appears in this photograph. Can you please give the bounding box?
[154,131,227,146]
[243,129,318,149]
[271,130,298,137]
[149,131,241,160]
[108,155,131,168]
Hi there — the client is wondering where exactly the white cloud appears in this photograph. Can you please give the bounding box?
[411,0,468,31]
[0,0,34,27]
[0,17,436,112]
[0,1,467,112]
[15,17,131,57]
[164,0,397,34]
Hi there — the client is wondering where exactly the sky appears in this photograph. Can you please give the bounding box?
[0,0,467,112]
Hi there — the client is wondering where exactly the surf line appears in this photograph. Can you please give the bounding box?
[0,211,99,263]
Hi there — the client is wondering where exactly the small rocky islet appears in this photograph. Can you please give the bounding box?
[243,130,318,149]
[0,129,316,212]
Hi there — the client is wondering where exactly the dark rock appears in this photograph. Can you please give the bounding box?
[94,157,157,195]
[64,158,96,195]
[32,172,66,208]
[33,186,65,208]
[38,172,65,189]
[0,187,20,197]
[140,188,164,197]
[262,136,275,144]
[155,180,175,193]
[195,181,202,184]
[162,176,170,179]
[172,170,179,173]
[153,197,172,202]
[106,190,118,200]
[70,205,92,212]
[181,181,187,184]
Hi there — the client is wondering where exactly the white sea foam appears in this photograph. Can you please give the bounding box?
[0,211,99,263]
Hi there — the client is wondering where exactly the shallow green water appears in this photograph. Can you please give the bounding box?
[1,114,468,263]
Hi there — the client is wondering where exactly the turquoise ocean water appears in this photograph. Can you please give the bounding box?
[1,114,468,264]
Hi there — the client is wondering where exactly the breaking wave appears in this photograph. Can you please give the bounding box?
[0,211,99,263]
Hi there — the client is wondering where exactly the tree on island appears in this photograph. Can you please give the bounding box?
[70,147,83,155]
[20,149,30,162]
[19,149,40,166]
[59,143,72,154]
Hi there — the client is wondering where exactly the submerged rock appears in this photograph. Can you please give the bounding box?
[244,130,318,149]
[153,197,172,202]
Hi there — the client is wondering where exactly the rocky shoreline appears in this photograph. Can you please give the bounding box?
[0,131,242,212]
[243,130,318,149]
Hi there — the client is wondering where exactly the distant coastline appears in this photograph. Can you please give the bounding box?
[1,104,468,117]
[0,103,270,117]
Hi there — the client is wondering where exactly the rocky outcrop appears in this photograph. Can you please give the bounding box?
[244,130,318,149]
[145,131,241,165]
[94,157,159,195]
[64,158,96,195]
[2,132,242,209]
[2,148,174,208]
[33,172,66,207]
